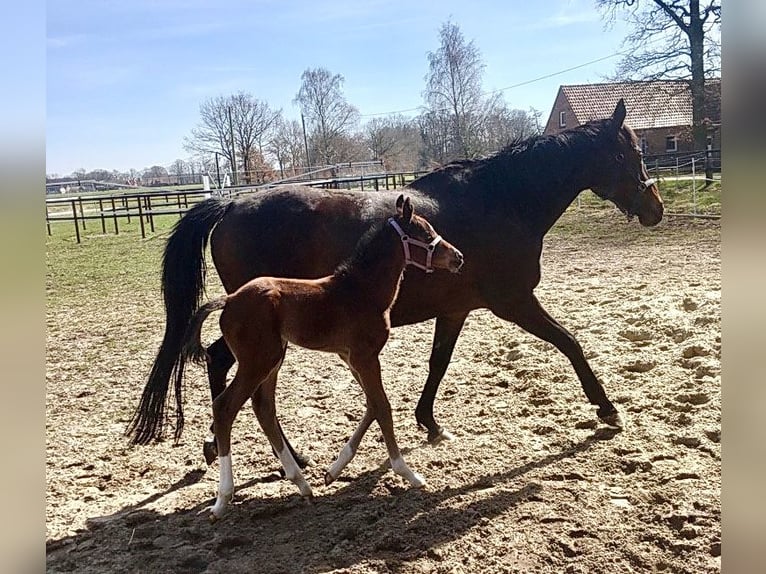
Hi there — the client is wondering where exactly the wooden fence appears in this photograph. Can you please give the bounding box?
[45,171,427,243]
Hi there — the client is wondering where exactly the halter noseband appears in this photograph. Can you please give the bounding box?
[387,218,442,273]
[610,146,657,219]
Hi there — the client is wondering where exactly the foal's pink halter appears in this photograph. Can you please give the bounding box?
[387,218,443,273]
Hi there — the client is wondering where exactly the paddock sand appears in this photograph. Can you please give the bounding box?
[46,210,720,573]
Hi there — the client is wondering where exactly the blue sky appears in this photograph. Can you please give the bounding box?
[46,0,633,176]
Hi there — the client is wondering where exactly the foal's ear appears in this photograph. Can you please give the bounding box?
[395,194,405,215]
[402,196,414,223]
[612,98,627,131]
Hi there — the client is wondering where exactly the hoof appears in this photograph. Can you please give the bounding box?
[324,472,336,486]
[203,440,218,466]
[600,411,625,430]
[299,484,314,498]
[428,428,456,444]
[409,472,427,489]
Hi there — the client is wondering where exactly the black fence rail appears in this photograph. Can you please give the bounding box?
[45,171,428,243]
[644,149,721,174]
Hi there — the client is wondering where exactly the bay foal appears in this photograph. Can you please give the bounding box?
[181,195,464,519]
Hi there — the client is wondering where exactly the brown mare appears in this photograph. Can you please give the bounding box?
[178,196,463,519]
[129,100,663,467]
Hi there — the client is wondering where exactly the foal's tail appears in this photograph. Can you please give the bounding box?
[181,297,228,366]
[127,198,231,445]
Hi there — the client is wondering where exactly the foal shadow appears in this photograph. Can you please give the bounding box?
[48,428,618,573]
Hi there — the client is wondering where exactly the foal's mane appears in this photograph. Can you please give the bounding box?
[332,219,392,281]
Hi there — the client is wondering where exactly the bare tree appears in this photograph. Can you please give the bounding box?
[417,110,453,168]
[169,159,187,184]
[596,0,721,152]
[478,101,541,152]
[268,117,306,179]
[294,67,360,165]
[423,20,487,159]
[143,165,168,185]
[364,115,421,171]
[184,92,280,183]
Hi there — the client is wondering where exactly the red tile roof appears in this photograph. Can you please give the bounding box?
[560,80,721,129]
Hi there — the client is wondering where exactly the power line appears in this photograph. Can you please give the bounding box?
[358,50,624,119]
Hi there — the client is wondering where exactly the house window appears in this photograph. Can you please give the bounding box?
[665,135,677,152]
[639,136,648,155]
[559,111,566,128]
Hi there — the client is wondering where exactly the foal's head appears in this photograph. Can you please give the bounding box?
[390,195,464,274]
[589,99,664,227]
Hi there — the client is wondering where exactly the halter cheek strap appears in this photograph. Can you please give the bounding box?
[387,218,443,273]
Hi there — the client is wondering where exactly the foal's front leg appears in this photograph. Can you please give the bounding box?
[351,353,425,488]
[252,365,313,498]
[325,410,374,485]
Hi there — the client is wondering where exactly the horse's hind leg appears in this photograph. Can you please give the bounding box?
[415,312,469,444]
[251,352,312,497]
[351,353,425,488]
[493,294,622,428]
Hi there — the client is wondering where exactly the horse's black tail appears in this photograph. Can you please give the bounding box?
[127,197,232,445]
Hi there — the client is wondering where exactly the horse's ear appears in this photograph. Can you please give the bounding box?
[395,194,405,215]
[403,197,413,223]
[612,99,627,131]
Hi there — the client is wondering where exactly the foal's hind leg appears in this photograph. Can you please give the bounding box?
[209,370,259,520]
[203,337,235,465]
[493,294,623,429]
[203,338,311,470]
[209,343,285,520]
[350,353,425,488]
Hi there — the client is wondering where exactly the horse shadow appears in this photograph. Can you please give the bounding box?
[47,428,619,573]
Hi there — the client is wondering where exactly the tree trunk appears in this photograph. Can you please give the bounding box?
[688,0,713,183]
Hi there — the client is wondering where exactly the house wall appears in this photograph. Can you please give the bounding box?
[543,95,572,135]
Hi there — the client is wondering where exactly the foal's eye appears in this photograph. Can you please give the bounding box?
[615,152,625,163]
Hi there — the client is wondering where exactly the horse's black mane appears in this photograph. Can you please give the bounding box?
[410,118,616,195]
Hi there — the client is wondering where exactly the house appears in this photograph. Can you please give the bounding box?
[543,80,721,157]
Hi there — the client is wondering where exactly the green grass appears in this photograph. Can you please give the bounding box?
[46,215,178,305]
[574,177,721,216]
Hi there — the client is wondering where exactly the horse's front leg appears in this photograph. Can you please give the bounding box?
[491,294,623,429]
[415,312,469,444]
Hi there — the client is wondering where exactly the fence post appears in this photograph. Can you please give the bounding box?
[111,197,119,235]
[691,157,698,214]
[78,196,87,230]
[137,196,146,238]
[99,199,106,234]
[46,203,51,236]
[146,195,155,233]
[71,199,81,244]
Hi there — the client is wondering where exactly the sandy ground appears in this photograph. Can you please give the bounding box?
[46,211,720,573]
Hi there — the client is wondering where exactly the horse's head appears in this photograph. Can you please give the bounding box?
[390,194,464,273]
[590,99,664,227]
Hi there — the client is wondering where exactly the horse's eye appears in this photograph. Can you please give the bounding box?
[615,152,625,163]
